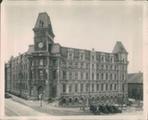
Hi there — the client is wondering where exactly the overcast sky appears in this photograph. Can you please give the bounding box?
[2,2,143,73]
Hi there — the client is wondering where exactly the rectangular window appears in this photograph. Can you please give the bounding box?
[86,73,89,80]
[97,84,99,91]
[53,59,57,66]
[53,70,56,79]
[106,73,108,80]
[75,72,78,80]
[81,62,83,68]
[110,84,112,90]
[92,55,94,61]
[80,84,83,92]
[40,70,44,80]
[75,84,78,92]
[101,64,104,70]
[40,59,44,66]
[122,84,124,91]
[106,84,108,90]
[80,54,83,60]
[63,71,66,80]
[101,73,104,80]
[69,72,72,80]
[75,62,78,67]
[122,74,125,80]
[63,84,66,93]
[92,64,94,69]
[114,74,117,80]
[97,73,99,80]
[114,84,117,90]
[110,74,112,80]
[101,84,103,91]
[86,63,89,69]
[69,85,72,93]
[96,64,98,69]
[92,84,94,92]
[92,73,94,80]
[81,72,83,80]
[86,83,89,92]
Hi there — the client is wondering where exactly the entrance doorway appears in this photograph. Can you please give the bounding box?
[38,86,43,100]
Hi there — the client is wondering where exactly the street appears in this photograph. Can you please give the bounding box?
[5,95,143,117]
[5,99,49,116]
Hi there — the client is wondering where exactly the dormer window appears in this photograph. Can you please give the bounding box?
[39,20,44,27]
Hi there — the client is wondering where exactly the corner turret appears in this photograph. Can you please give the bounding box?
[112,41,128,63]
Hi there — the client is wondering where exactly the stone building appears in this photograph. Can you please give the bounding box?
[5,12,128,105]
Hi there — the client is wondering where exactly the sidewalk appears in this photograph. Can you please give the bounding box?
[10,94,92,116]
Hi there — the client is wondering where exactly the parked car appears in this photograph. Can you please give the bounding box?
[5,93,12,98]
[89,104,122,114]
[112,106,122,113]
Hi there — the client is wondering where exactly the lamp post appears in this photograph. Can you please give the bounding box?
[39,93,43,107]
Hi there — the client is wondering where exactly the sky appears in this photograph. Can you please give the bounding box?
[2,2,143,73]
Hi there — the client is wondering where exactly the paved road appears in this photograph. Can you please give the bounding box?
[5,99,49,116]
[5,96,143,117]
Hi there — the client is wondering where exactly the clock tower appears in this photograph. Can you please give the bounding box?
[33,12,55,52]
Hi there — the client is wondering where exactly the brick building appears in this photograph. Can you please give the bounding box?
[128,72,143,100]
[5,12,128,105]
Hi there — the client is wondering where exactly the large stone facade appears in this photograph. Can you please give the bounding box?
[5,12,128,105]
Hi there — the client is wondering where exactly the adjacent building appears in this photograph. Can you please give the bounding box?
[128,72,143,100]
[5,12,129,105]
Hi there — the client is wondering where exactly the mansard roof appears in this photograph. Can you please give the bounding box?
[27,45,34,54]
[34,12,51,28]
[112,41,128,54]
[33,12,55,37]
[128,72,143,84]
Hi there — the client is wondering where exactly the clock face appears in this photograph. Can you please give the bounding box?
[38,42,44,48]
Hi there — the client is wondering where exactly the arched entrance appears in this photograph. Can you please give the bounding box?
[74,97,79,103]
[37,86,43,99]
[69,98,73,103]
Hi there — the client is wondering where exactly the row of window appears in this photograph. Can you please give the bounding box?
[32,59,46,66]
[12,82,27,90]
[31,59,127,72]
[12,72,28,81]
[62,61,127,71]
[11,63,28,71]
[31,69,45,80]
[62,83,118,93]
[61,71,126,81]
[67,52,116,63]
